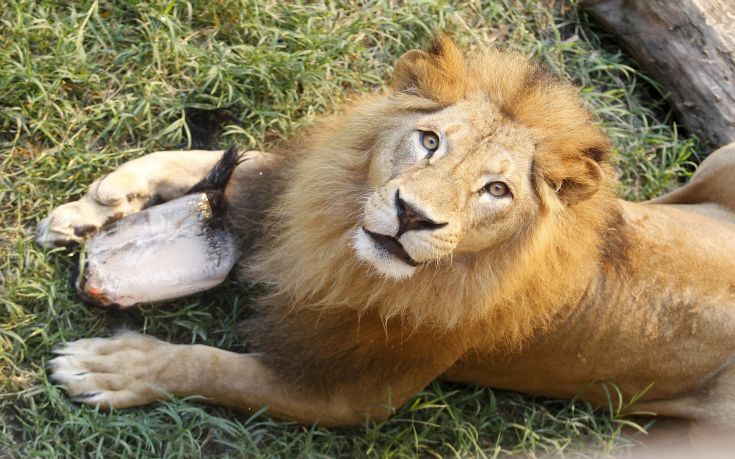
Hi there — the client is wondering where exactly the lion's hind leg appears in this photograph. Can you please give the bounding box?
[650,142,735,217]
[633,363,735,446]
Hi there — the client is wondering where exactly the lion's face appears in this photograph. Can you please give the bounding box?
[254,35,610,329]
[355,97,540,279]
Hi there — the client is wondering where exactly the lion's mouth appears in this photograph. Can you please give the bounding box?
[362,227,418,267]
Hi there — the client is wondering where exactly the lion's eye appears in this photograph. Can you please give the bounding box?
[419,131,440,153]
[484,181,510,197]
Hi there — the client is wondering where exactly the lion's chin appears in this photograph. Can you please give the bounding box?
[353,228,417,280]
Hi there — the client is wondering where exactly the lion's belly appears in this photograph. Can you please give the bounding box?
[444,319,735,405]
[444,303,735,405]
[445,200,735,405]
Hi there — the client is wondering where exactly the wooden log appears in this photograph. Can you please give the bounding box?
[580,0,735,149]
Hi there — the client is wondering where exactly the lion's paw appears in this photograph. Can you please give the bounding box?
[48,333,173,409]
[36,198,112,247]
[36,173,152,248]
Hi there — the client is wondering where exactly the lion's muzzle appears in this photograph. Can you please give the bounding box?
[356,187,460,279]
[394,190,448,236]
[362,227,417,266]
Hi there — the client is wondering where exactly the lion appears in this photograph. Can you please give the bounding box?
[38,35,735,435]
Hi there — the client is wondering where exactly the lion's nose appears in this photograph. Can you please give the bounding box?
[395,190,447,237]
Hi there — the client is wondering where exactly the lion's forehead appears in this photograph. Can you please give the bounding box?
[407,109,533,180]
[418,99,499,133]
[483,150,515,176]
[415,99,536,151]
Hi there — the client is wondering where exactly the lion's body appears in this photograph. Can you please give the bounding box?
[449,148,735,432]
[233,110,735,431]
[39,36,735,436]
[448,197,735,420]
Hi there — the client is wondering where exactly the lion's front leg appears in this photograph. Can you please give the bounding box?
[49,333,181,408]
[49,332,437,426]
[36,149,229,247]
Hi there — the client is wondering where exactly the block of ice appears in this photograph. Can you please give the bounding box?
[78,192,238,307]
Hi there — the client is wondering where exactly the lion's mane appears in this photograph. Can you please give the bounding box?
[233,36,623,391]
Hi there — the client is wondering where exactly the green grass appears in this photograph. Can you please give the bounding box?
[1,0,699,457]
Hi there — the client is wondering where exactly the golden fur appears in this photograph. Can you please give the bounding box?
[44,35,735,436]
[241,35,621,390]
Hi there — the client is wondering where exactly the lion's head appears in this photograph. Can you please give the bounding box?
[353,35,610,279]
[249,34,617,331]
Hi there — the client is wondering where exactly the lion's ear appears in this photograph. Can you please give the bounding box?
[547,156,605,206]
[390,33,466,103]
[391,49,432,92]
